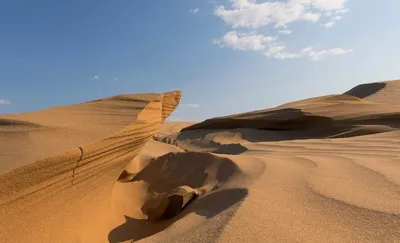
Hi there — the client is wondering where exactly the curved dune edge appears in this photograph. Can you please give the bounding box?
[344,79,400,105]
[0,91,181,243]
[178,81,400,142]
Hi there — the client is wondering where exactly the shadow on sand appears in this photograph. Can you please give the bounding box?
[108,188,248,243]
[344,82,386,99]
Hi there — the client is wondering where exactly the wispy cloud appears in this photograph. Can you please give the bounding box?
[93,75,99,79]
[321,13,345,28]
[336,8,349,14]
[211,0,352,60]
[0,99,11,105]
[213,31,352,60]
[113,77,118,81]
[213,31,275,52]
[190,8,200,14]
[321,21,336,28]
[214,0,347,29]
[302,46,353,61]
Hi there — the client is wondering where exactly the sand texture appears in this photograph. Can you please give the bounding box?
[1,80,400,243]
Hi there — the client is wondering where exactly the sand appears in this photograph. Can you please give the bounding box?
[1,80,399,242]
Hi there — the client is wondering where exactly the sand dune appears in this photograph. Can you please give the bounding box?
[1,80,400,243]
[152,80,400,242]
[0,91,181,242]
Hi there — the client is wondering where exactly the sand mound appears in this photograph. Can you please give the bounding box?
[107,141,261,242]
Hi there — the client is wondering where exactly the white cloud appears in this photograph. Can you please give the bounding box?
[0,99,11,105]
[300,46,314,54]
[93,75,99,79]
[211,1,352,61]
[190,8,200,14]
[301,46,353,60]
[322,21,335,28]
[302,12,322,22]
[273,52,299,59]
[214,0,348,29]
[213,31,274,51]
[184,104,201,108]
[214,32,352,60]
[321,14,344,28]
[278,29,292,35]
[113,77,118,81]
[308,0,346,10]
[213,31,299,59]
[267,44,286,54]
[336,8,349,14]
[332,15,343,21]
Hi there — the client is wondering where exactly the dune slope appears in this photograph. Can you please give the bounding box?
[0,91,181,243]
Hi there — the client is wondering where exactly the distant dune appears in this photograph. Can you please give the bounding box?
[1,80,400,243]
[344,79,400,104]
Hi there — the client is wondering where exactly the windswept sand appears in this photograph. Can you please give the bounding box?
[1,80,400,243]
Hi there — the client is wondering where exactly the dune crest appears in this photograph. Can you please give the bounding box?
[344,79,400,105]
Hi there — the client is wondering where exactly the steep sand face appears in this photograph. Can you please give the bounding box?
[0,91,181,243]
[345,79,400,105]
[0,93,178,172]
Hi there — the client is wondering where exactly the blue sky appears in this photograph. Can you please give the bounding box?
[1,0,400,121]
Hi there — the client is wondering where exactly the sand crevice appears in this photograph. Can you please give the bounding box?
[71,146,84,186]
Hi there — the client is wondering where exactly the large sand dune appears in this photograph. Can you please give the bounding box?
[0,91,181,242]
[1,80,400,243]
[153,80,400,242]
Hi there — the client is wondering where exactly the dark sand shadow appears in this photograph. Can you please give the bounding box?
[181,108,333,131]
[127,152,240,195]
[344,82,386,99]
[108,188,248,243]
[213,143,248,154]
[154,130,248,155]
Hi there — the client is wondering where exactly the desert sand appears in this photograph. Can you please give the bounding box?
[1,80,399,242]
